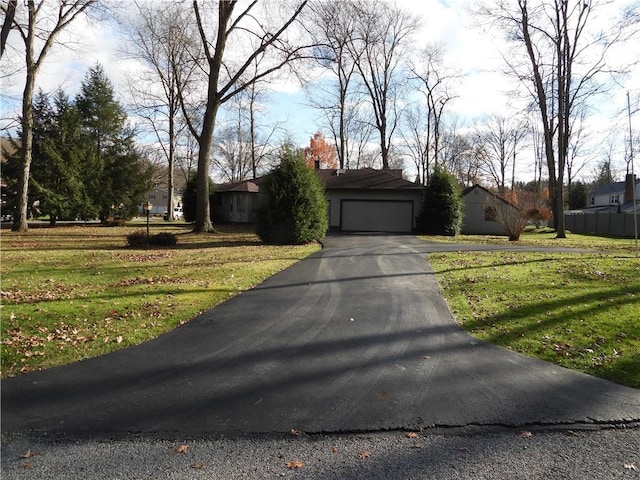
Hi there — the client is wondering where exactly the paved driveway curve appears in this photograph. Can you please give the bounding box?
[2,234,638,437]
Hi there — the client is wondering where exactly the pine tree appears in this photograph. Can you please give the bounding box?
[417,166,462,236]
[30,91,86,224]
[75,64,152,222]
[256,144,328,245]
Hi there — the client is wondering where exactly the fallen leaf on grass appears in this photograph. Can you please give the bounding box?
[518,431,532,438]
[624,463,637,471]
[411,443,426,449]
[458,447,471,452]
[289,428,301,436]
[405,432,419,439]
[359,451,372,459]
[286,460,304,469]
[21,462,34,469]
[191,463,204,469]
[332,446,338,453]
[175,444,189,454]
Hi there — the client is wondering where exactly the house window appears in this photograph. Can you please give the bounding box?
[611,194,619,204]
[148,194,156,200]
[484,206,497,221]
[590,197,595,205]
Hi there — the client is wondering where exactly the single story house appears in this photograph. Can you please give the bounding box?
[461,184,518,235]
[213,178,262,224]
[213,168,424,233]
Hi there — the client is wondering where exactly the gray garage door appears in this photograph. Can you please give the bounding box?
[341,200,413,233]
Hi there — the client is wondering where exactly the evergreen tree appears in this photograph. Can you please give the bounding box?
[75,64,152,222]
[30,91,86,224]
[417,166,462,236]
[256,144,328,245]
[568,181,588,210]
[25,91,54,219]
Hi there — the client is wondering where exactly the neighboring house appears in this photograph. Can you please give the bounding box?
[213,168,424,233]
[461,184,518,236]
[586,174,640,212]
[565,174,639,237]
[213,179,262,223]
[141,188,183,216]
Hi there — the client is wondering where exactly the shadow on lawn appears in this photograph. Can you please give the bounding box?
[462,284,640,389]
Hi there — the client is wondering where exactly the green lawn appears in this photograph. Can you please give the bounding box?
[423,231,640,388]
[0,223,320,378]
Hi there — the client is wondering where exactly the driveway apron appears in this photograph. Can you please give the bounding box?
[2,234,638,436]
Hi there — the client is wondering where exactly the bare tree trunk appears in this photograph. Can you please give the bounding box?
[167,113,175,221]
[10,0,95,232]
[13,5,37,233]
[0,0,17,59]
[14,71,35,232]
[194,90,219,233]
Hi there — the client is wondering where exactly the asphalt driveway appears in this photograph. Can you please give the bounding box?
[2,234,639,437]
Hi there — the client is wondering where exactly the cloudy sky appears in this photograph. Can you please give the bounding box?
[1,0,638,183]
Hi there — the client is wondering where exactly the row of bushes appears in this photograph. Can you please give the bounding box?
[126,231,178,248]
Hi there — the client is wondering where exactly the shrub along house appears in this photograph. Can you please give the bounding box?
[213,168,424,233]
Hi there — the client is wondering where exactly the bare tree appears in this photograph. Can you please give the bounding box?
[347,0,420,170]
[185,0,313,232]
[475,114,528,194]
[407,44,460,184]
[5,1,96,232]
[306,0,362,169]
[565,106,593,187]
[175,132,199,187]
[479,0,639,238]
[238,62,283,179]
[122,1,201,221]
[213,122,251,183]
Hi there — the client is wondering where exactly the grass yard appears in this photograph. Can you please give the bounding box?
[424,231,640,388]
[0,223,320,378]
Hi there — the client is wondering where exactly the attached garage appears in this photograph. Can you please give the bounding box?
[318,168,424,233]
[341,200,414,233]
[213,168,424,234]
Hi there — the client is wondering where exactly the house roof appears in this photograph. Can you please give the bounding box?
[214,168,422,193]
[590,179,640,196]
[462,184,519,208]
[215,179,262,193]
[315,168,422,190]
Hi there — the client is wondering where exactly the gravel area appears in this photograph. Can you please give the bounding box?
[2,427,639,479]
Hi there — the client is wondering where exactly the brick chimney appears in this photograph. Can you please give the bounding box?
[624,173,636,204]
